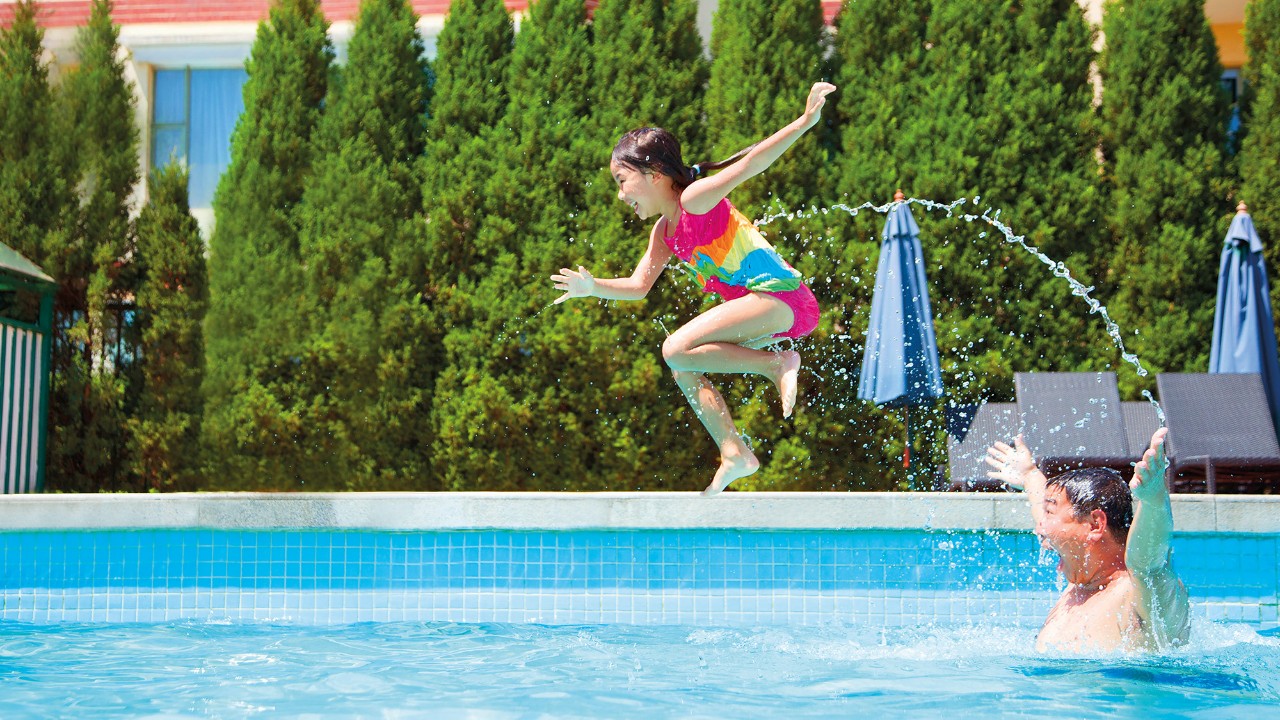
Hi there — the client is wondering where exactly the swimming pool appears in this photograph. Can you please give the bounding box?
[1,493,1277,717]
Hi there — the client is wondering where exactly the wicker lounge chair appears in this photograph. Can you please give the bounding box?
[1122,401,1163,462]
[944,402,1017,490]
[1014,372,1131,476]
[1155,372,1280,493]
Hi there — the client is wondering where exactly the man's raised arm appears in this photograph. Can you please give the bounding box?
[1126,428,1190,648]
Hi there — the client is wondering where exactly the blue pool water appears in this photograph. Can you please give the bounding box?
[1,527,1277,716]
[0,620,1276,718]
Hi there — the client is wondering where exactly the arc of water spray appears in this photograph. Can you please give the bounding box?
[757,196,1165,424]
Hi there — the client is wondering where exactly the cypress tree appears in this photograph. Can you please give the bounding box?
[430,0,607,490]
[782,0,936,491]
[913,0,1106,482]
[589,0,706,155]
[1240,0,1280,330]
[789,0,1104,490]
[62,0,139,366]
[46,0,141,490]
[416,0,513,310]
[416,0,514,490]
[703,0,828,216]
[427,0,512,137]
[827,0,929,205]
[202,0,333,488]
[1099,0,1232,394]
[295,0,432,489]
[904,0,1105,381]
[130,162,207,490]
[0,0,71,271]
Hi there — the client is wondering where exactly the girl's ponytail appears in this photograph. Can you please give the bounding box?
[691,142,759,176]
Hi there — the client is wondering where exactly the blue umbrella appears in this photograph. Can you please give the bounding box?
[1209,202,1280,433]
[857,193,944,467]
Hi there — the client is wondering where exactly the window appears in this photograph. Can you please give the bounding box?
[1221,68,1242,143]
[150,68,248,208]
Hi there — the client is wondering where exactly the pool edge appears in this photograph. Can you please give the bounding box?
[0,492,1274,533]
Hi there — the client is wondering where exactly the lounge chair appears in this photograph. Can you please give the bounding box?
[1155,372,1280,493]
[1122,401,1162,462]
[1014,372,1130,476]
[944,402,1017,491]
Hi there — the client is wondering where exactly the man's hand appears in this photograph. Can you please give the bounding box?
[985,435,1037,489]
[1130,427,1170,503]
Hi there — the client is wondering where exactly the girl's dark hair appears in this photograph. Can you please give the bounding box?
[611,127,758,190]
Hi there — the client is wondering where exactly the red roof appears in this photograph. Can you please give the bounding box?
[2,1,841,30]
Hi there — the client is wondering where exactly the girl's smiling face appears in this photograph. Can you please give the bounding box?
[610,161,668,219]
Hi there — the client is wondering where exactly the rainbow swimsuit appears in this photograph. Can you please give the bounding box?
[667,198,820,339]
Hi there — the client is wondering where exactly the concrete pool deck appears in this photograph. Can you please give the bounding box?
[0,492,1276,533]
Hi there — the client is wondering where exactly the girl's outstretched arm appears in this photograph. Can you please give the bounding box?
[552,218,674,303]
[681,82,836,215]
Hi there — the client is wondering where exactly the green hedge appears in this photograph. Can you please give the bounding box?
[8,0,1266,491]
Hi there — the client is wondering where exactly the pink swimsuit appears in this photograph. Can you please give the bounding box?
[665,198,820,339]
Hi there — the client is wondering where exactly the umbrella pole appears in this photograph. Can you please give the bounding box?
[903,407,911,469]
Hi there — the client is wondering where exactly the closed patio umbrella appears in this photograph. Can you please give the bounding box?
[857,192,944,469]
[1209,202,1280,434]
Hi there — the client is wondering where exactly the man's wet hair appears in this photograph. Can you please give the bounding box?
[1046,467,1133,542]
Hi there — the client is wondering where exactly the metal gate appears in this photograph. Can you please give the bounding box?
[1,243,56,494]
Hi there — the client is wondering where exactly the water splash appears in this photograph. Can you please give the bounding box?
[495,299,558,351]
[759,195,1165,421]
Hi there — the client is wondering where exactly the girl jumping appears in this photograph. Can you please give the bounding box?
[551,81,836,496]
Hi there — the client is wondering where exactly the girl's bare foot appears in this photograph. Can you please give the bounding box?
[774,350,801,418]
[702,446,759,496]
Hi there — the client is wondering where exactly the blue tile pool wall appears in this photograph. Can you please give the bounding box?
[0,529,1275,626]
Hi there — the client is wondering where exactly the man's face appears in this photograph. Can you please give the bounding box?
[1036,485,1094,571]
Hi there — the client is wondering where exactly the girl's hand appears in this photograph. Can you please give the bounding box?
[801,82,837,128]
[985,435,1037,490]
[551,265,595,304]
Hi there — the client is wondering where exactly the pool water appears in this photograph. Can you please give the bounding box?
[1,620,1276,718]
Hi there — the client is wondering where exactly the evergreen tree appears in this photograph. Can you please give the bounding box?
[703,0,828,216]
[295,0,433,489]
[131,162,207,490]
[430,0,611,490]
[827,0,929,204]
[427,0,512,137]
[1099,0,1232,394]
[590,0,706,155]
[0,0,71,271]
[47,0,141,490]
[1240,0,1280,331]
[417,0,513,308]
[906,0,1104,383]
[780,0,1105,490]
[202,0,333,488]
[416,0,515,490]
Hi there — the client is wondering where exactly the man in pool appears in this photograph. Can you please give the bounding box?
[985,427,1190,653]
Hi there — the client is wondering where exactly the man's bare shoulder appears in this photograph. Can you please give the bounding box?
[1037,574,1143,653]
